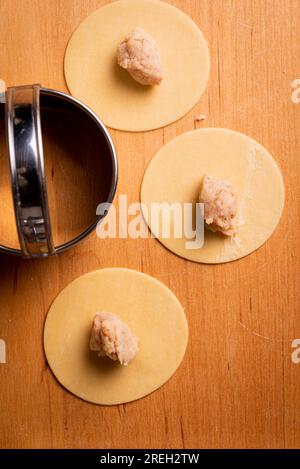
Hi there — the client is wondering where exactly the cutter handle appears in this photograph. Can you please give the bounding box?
[6,84,55,258]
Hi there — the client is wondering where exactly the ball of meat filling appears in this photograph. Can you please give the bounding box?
[90,312,138,366]
[199,174,240,236]
[117,27,163,85]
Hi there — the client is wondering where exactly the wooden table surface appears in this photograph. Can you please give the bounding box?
[0,0,300,449]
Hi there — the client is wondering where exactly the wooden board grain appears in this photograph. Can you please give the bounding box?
[0,0,299,449]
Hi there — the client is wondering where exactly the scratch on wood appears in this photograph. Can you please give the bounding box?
[45,370,54,444]
[217,36,221,101]
[40,353,49,383]
[13,265,18,295]
[180,416,186,448]
[238,320,298,343]
[238,320,274,342]
[281,341,286,448]
[216,18,222,101]
[238,320,271,341]
[0,339,6,364]
[164,415,168,435]
[238,21,252,30]
[63,407,69,433]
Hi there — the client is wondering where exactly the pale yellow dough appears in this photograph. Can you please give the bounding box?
[140,128,285,264]
[44,268,188,405]
[64,0,210,132]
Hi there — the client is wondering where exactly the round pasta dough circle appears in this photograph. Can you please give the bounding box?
[64,0,210,132]
[140,128,284,264]
[44,268,188,405]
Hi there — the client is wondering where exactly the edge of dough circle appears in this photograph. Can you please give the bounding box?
[64,0,210,132]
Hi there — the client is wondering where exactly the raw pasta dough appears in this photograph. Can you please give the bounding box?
[140,128,285,263]
[64,0,210,131]
[44,268,188,405]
